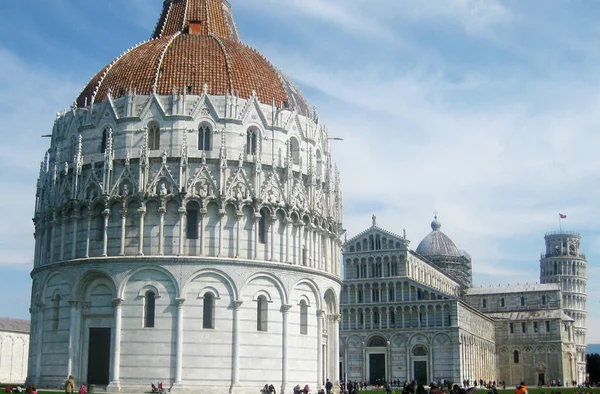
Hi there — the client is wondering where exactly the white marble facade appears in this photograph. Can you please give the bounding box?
[340,219,586,387]
[0,318,30,383]
[30,73,343,393]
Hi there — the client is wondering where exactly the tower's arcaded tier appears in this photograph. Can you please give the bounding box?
[29,1,343,393]
[540,231,587,383]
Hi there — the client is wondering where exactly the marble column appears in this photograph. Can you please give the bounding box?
[235,211,243,258]
[317,310,325,389]
[254,215,260,260]
[102,208,110,257]
[175,298,185,385]
[33,230,40,267]
[231,300,243,391]
[285,219,291,263]
[120,209,127,256]
[67,301,79,376]
[200,209,206,255]
[60,214,67,260]
[137,206,146,256]
[299,223,306,265]
[50,212,57,261]
[218,209,225,257]
[270,215,276,261]
[306,225,312,267]
[158,207,165,255]
[109,298,123,390]
[333,314,340,384]
[178,207,186,256]
[85,213,92,258]
[387,341,392,381]
[71,214,79,259]
[34,304,44,384]
[281,304,292,394]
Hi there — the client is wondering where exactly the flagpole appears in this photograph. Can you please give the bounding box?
[559,216,562,231]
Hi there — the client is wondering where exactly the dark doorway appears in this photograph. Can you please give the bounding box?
[538,373,545,386]
[413,361,427,385]
[369,353,385,385]
[88,328,111,385]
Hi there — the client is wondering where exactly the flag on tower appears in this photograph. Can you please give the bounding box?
[559,213,567,219]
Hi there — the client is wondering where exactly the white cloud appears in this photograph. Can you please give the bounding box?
[404,0,513,34]
[256,36,600,310]
[0,46,81,268]
[237,0,393,39]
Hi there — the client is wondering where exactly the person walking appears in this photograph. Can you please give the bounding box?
[65,376,75,394]
[326,379,333,394]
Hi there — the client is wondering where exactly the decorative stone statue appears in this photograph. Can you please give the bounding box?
[160,183,168,196]
[122,184,129,196]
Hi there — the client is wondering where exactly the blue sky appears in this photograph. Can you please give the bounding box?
[0,0,599,343]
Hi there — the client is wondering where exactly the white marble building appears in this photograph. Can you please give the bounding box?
[0,318,30,383]
[29,1,342,393]
[340,217,586,387]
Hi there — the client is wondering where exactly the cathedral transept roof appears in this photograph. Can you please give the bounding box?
[76,0,310,115]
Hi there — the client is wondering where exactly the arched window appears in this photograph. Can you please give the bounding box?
[413,346,427,356]
[300,300,308,335]
[198,124,211,151]
[368,336,386,347]
[52,293,61,330]
[373,309,380,325]
[371,288,380,302]
[257,295,268,332]
[375,235,381,250]
[93,205,104,241]
[541,295,547,305]
[290,137,300,165]
[186,203,199,239]
[203,293,215,329]
[482,298,487,308]
[390,310,395,326]
[101,127,110,153]
[500,298,505,307]
[513,350,519,363]
[520,296,525,306]
[247,128,258,155]
[258,208,268,244]
[148,121,160,151]
[388,287,394,302]
[144,290,156,328]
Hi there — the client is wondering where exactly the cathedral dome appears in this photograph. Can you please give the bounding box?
[76,0,310,115]
[415,217,461,258]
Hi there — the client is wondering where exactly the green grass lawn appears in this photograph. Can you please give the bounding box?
[359,389,600,394]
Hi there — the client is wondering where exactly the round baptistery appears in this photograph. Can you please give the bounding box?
[29,1,343,393]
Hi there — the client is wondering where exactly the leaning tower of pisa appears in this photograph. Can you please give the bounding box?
[540,231,587,383]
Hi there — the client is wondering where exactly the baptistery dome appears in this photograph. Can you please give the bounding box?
[30,1,342,393]
[77,0,309,115]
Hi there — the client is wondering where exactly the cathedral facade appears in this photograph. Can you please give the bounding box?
[28,1,343,393]
[340,218,586,386]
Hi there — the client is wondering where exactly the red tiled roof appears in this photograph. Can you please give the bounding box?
[76,0,309,114]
